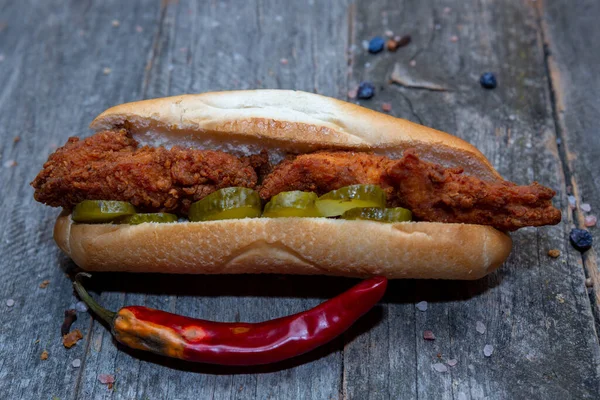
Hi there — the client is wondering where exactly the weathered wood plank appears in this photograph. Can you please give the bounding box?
[344,0,600,398]
[2,0,600,399]
[540,0,600,323]
[0,1,161,399]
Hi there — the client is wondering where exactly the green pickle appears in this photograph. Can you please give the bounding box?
[72,200,136,223]
[263,191,321,218]
[316,184,386,217]
[189,187,261,221]
[121,213,178,225]
[341,207,412,223]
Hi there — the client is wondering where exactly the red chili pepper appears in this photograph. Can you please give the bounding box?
[73,273,387,366]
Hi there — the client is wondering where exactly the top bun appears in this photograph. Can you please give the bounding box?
[90,90,502,181]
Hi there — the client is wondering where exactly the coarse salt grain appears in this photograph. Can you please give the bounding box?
[568,195,577,209]
[361,40,370,50]
[450,35,458,42]
[280,58,288,65]
[444,7,451,13]
[102,67,112,75]
[476,321,486,334]
[98,374,115,384]
[432,363,448,372]
[584,215,597,227]
[581,203,592,212]
[3,160,17,168]
[385,30,394,37]
[409,60,417,67]
[72,359,81,368]
[585,278,593,288]
[75,301,88,312]
[6,299,15,307]
[135,25,143,33]
[416,301,428,311]
[347,89,357,99]
[423,330,435,340]
[447,359,458,366]
[483,344,494,357]
[112,20,120,27]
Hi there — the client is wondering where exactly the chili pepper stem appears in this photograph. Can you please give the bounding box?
[73,273,116,325]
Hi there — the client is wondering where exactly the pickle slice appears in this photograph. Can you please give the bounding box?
[72,200,136,223]
[341,207,412,223]
[121,213,178,225]
[189,187,262,221]
[316,184,387,217]
[262,191,321,218]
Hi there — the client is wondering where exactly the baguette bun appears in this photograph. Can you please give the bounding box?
[52,90,514,279]
[90,90,502,181]
[55,214,511,280]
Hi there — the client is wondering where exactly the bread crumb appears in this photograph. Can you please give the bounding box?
[548,249,560,258]
[13,136,20,143]
[63,329,83,348]
[39,280,50,289]
[40,350,49,360]
[381,102,392,112]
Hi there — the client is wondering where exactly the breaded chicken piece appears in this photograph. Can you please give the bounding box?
[259,149,561,231]
[386,149,561,231]
[258,151,396,200]
[31,130,258,214]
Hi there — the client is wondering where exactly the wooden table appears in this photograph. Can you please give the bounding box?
[1,1,599,398]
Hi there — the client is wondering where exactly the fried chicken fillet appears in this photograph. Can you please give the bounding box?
[31,130,258,214]
[259,150,561,231]
[386,150,561,231]
[32,131,561,231]
[257,152,396,201]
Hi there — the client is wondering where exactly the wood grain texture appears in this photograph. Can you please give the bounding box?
[540,0,600,325]
[0,1,160,399]
[343,0,600,398]
[1,0,599,399]
[73,0,351,399]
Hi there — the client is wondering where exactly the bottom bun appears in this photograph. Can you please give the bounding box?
[54,213,512,280]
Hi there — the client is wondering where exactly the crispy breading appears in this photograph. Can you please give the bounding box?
[31,130,258,214]
[32,131,561,230]
[259,149,561,231]
[258,151,396,200]
[385,149,561,231]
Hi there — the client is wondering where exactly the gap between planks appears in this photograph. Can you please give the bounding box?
[535,1,600,338]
